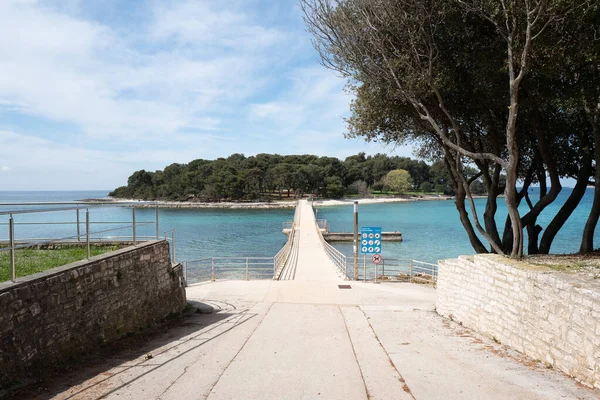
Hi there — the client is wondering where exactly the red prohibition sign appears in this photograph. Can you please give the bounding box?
[372,254,382,264]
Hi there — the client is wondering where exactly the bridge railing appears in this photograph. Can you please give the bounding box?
[347,257,437,286]
[282,221,294,230]
[316,219,329,231]
[314,220,347,279]
[274,221,296,280]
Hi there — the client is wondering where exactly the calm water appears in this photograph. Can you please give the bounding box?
[0,189,597,264]
[0,191,293,262]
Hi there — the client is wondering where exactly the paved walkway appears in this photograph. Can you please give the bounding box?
[37,280,599,400]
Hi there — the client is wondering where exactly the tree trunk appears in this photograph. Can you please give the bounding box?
[581,107,600,253]
[483,165,503,252]
[505,165,522,257]
[581,184,600,253]
[539,161,591,253]
[455,188,489,254]
[444,153,488,253]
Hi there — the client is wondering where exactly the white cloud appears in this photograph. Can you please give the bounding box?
[151,1,283,51]
[0,0,282,142]
[0,0,416,190]
[1,166,11,172]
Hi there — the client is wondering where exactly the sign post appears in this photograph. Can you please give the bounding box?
[372,254,383,283]
[353,201,359,280]
[361,226,382,281]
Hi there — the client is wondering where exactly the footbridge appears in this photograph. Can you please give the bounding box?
[276,199,346,281]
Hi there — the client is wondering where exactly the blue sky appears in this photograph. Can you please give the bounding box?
[0,0,413,191]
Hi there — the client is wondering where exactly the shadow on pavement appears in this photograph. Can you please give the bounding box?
[4,301,258,400]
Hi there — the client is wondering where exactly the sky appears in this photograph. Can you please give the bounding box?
[0,0,413,191]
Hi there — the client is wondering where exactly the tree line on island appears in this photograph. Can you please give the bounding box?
[110,153,487,201]
[300,0,600,257]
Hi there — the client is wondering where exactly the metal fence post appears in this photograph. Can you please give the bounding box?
[409,260,413,283]
[155,206,159,240]
[9,214,15,282]
[76,209,81,242]
[171,230,176,265]
[211,258,215,281]
[353,201,358,280]
[246,258,249,280]
[184,262,188,286]
[86,209,90,259]
[132,207,137,246]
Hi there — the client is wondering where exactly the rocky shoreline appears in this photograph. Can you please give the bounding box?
[78,195,457,209]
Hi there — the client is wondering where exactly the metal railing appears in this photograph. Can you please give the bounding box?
[184,257,276,284]
[274,221,296,279]
[316,219,329,231]
[163,228,177,265]
[282,221,294,230]
[0,204,162,282]
[314,218,347,278]
[347,257,438,286]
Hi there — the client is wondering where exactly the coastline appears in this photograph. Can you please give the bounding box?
[79,195,455,209]
[314,195,453,207]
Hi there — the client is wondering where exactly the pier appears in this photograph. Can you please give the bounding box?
[282,216,403,242]
[30,199,598,400]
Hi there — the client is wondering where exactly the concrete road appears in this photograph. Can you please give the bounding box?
[33,280,599,400]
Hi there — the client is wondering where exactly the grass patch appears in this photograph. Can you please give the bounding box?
[525,253,600,278]
[0,245,121,282]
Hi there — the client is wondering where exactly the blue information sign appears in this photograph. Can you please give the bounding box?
[360,226,382,254]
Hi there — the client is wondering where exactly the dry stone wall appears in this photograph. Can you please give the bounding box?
[0,240,186,385]
[436,254,600,389]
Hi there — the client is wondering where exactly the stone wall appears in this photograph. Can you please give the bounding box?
[0,240,186,385]
[436,254,600,389]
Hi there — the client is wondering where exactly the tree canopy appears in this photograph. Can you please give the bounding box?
[383,169,413,194]
[301,0,600,256]
[109,153,479,201]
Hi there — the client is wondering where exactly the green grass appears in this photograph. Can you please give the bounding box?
[0,246,121,282]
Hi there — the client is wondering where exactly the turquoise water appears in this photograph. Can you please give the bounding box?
[320,188,597,263]
[0,191,292,262]
[0,189,598,265]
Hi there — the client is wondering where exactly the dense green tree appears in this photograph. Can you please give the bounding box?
[111,153,464,202]
[419,182,433,193]
[383,169,413,194]
[301,0,600,256]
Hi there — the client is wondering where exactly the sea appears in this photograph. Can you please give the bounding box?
[0,189,597,264]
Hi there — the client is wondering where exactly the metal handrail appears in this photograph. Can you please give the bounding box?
[274,200,299,279]
[184,256,276,284]
[345,257,438,286]
[315,219,329,231]
[314,218,347,278]
[274,222,295,279]
[1,205,163,283]
[0,201,158,206]
[282,221,294,230]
